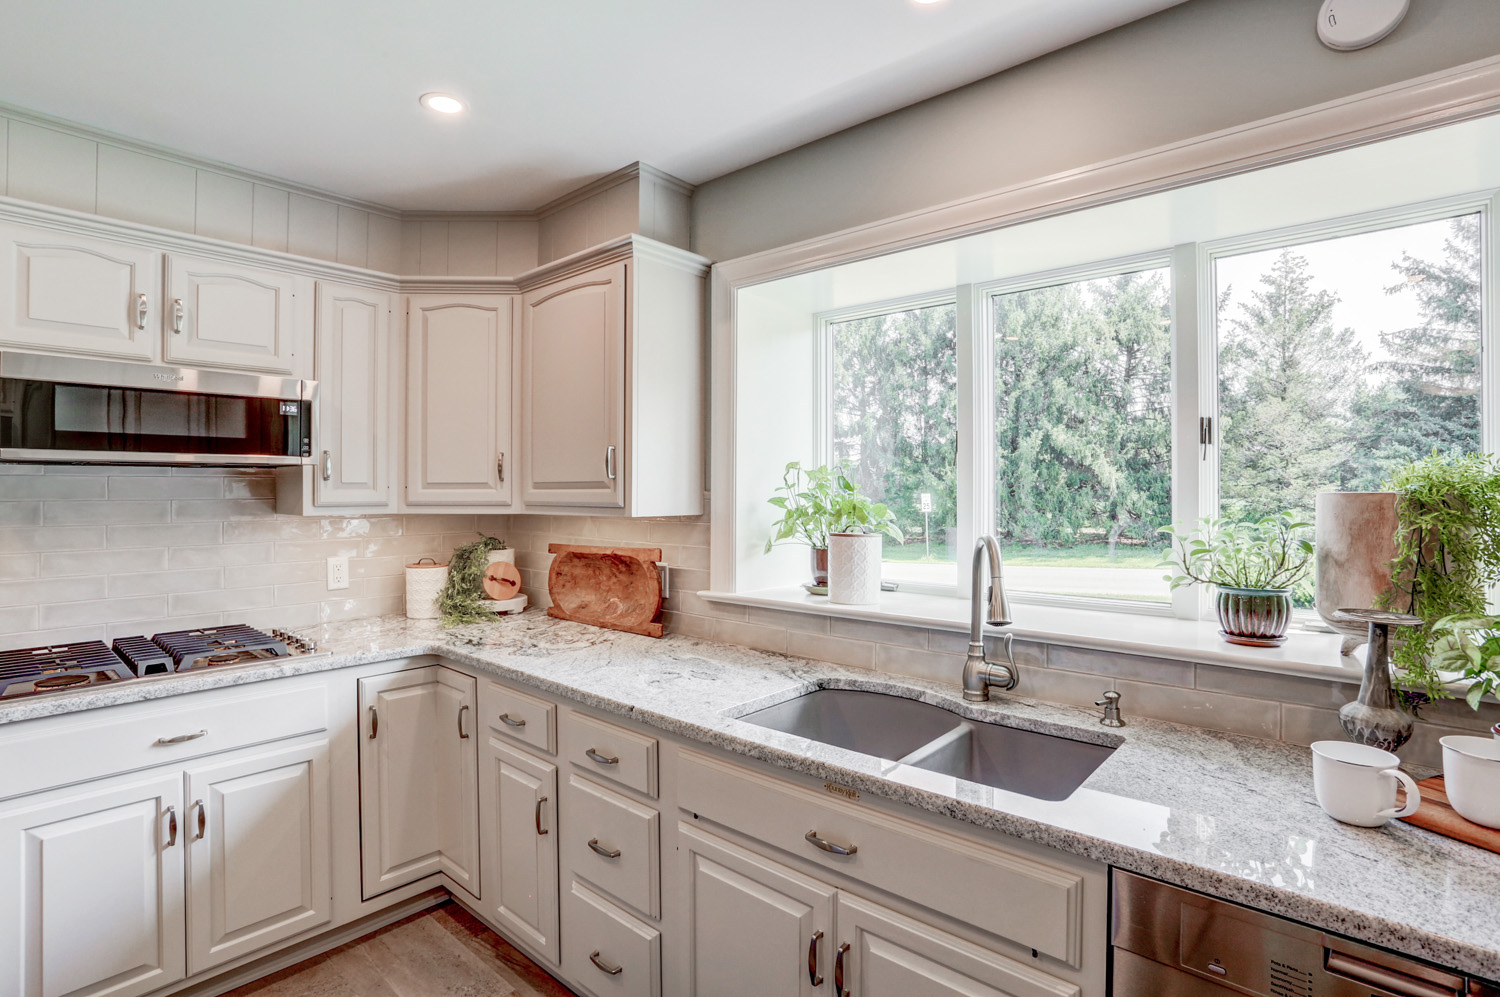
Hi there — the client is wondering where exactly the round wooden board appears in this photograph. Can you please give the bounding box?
[482,560,523,600]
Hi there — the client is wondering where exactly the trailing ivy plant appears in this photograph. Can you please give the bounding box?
[1158,513,1314,591]
[439,534,509,626]
[1380,451,1500,700]
[764,461,904,553]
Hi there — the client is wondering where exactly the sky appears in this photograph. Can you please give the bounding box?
[1213,213,1471,365]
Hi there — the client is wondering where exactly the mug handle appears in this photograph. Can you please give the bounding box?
[1377,768,1421,819]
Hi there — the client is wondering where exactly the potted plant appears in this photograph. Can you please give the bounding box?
[439,534,509,625]
[1160,513,1314,646]
[764,461,903,595]
[1379,452,1500,700]
[825,483,905,606]
[1426,614,1500,711]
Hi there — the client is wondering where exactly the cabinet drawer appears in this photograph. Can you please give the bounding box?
[566,711,657,797]
[563,880,661,997]
[563,775,660,918]
[0,681,328,802]
[482,681,556,754]
[678,748,1088,968]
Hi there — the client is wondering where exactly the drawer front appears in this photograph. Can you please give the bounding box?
[0,681,329,801]
[564,775,660,918]
[678,748,1087,967]
[566,711,658,798]
[482,681,556,754]
[563,880,661,997]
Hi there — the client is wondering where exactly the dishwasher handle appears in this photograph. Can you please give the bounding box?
[1325,949,1464,997]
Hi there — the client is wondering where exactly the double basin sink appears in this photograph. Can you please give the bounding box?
[740,688,1115,801]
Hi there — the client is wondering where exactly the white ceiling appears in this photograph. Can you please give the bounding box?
[0,0,1188,212]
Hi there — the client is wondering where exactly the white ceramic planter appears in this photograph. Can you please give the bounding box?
[404,559,449,619]
[827,532,883,605]
[487,548,516,566]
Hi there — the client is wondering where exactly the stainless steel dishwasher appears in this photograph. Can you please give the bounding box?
[1112,870,1499,997]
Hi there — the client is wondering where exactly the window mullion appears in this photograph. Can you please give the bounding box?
[956,283,982,600]
[1173,242,1210,621]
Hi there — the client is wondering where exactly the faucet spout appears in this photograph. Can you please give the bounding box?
[963,535,1018,702]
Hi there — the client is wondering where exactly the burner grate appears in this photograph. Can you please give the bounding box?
[150,625,289,669]
[0,642,134,698]
[112,636,176,676]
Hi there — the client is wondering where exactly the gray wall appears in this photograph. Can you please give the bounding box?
[690,0,1500,262]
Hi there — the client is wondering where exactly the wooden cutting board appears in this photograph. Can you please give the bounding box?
[481,560,523,601]
[546,544,664,638]
[1398,776,1500,853]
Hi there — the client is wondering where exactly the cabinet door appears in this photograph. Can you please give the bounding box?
[836,893,1079,997]
[481,737,559,964]
[164,253,309,374]
[359,666,481,899]
[184,739,332,975]
[679,823,834,997]
[313,281,395,508]
[520,261,626,508]
[0,772,185,997]
[0,221,160,360]
[405,295,514,506]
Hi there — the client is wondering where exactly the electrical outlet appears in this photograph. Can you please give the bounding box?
[327,555,350,591]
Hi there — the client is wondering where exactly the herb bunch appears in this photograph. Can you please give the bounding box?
[439,534,509,626]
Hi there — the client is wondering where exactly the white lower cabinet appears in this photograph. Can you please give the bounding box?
[679,824,834,997]
[480,736,560,965]
[564,880,662,997]
[358,665,480,899]
[184,739,333,975]
[0,772,185,997]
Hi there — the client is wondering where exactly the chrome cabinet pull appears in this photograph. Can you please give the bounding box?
[164,806,178,848]
[499,712,526,728]
[834,942,849,997]
[368,706,378,739]
[808,930,824,986]
[320,450,333,481]
[497,452,505,482]
[585,747,619,766]
[154,729,207,746]
[587,838,621,859]
[193,799,206,841]
[605,444,617,480]
[458,703,470,739]
[805,830,857,856]
[535,796,548,836]
[589,951,622,976]
[171,298,185,334]
[136,292,148,330]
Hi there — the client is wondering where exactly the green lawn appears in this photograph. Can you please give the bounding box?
[882,541,1165,569]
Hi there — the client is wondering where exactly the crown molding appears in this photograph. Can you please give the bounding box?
[534,162,696,219]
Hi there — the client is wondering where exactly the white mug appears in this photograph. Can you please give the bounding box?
[1311,741,1421,827]
[1441,735,1500,829]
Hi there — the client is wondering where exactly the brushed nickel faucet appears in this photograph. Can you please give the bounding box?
[962,535,1019,701]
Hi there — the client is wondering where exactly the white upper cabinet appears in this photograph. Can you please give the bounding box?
[0,221,161,361]
[164,253,311,375]
[313,281,395,508]
[518,239,707,516]
[520,261,626,508]
[404,294,514,507]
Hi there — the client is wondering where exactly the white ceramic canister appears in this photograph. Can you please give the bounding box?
[827,532,883,605]
[405,558,449,619]
[487,547,516,566]
[1441,735,1500,828]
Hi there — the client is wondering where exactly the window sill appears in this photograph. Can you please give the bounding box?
[699,585,1364,683]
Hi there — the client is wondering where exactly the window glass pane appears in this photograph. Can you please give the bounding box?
[992,268,1173,604]
[1215,214,1481,532]
[830,303,958,589]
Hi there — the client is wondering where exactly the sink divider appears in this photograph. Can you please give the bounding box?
[892,722,971,767]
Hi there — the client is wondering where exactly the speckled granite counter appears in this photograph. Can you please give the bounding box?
[3,611,1498,979]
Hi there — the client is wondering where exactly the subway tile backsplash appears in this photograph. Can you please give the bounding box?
[0,466,481,647]
[3,466,1495,772]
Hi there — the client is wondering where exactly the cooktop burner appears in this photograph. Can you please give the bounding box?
[1,625,323,700]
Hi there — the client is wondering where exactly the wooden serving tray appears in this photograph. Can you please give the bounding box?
[546,544,664,638]
[1398,776,1500,853]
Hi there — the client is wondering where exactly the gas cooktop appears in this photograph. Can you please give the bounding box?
[0,625,325,700]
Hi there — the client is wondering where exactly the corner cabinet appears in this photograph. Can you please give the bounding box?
[519,236,706,516]
[404,294,515,508]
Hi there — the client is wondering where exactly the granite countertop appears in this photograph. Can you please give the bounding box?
[3,611,1497,980]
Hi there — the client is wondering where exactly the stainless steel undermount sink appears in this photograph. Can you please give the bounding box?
[739,688,1115,801]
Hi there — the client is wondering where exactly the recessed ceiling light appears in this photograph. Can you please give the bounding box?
[419,92,466,115]
[912,0,946,5]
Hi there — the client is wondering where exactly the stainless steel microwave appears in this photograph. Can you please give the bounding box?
[0,351,314,466]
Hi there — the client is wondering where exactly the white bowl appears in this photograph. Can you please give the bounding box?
[1441,735,1500,829]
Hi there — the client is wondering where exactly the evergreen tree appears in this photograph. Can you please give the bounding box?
[1218,250,1365,521]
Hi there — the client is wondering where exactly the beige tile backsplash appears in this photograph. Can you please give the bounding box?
[1,466,1494,771]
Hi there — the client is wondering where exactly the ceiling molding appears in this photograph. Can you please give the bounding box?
[535,162,696,219]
